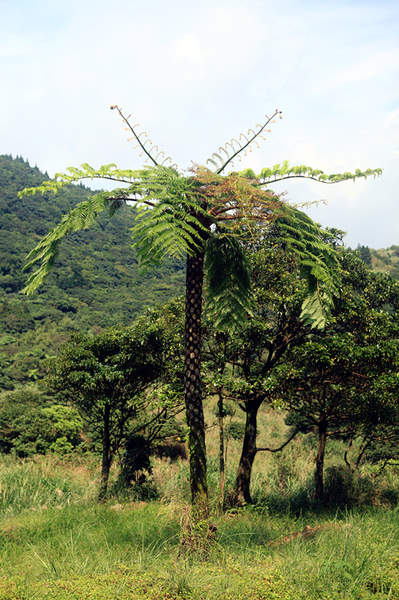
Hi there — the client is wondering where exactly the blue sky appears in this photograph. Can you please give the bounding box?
[1,0,398,249]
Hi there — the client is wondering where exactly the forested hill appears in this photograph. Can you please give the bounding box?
[0,155,185,390]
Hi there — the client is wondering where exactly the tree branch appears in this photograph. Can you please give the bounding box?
[257,426,300,453]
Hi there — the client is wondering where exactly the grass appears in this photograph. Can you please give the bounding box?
[1,500,399,599]
[1,401,399,599]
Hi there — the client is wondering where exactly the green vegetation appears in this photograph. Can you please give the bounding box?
[0,154,185,390]
[17,106,381,516]
[0,389,82,457]
[0,406,399,599]
[46,305,184,499]
[271,249,399,499]
[0,143,396,599]
[370,245,399,279]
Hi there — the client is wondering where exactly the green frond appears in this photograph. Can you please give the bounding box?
[300,289,333,330]
[22,191,117,294]
[21,164,211,292]
[132,201,210,270]
[205,234,254,332]
[239,162,383,186]
[275,207,341,329]
[18,163,183,201]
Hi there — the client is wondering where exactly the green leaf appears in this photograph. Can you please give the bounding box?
[205,234,254,332]
[241,162,383,185]
[275,207,340,330]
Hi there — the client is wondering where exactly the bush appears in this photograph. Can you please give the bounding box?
[0,390,83,457]
[227,421,246,440]
[323,465,392,507]
[324,465,355,506]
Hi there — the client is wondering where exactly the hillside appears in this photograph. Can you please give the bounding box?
[0,155,185,390]
[371,246,399,280]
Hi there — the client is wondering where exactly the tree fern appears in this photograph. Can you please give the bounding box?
[18,105,382,511]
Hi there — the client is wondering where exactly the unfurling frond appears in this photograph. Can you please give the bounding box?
[205,234,254,331]
[239,161,383,185]
[110,105,177,169]
[206,109,282,174]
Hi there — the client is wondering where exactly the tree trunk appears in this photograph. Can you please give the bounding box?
[218,394,225,513]
[315,417,327,501]
[235,397,263,506]
[184,252,208,517]
[99,403,112,502]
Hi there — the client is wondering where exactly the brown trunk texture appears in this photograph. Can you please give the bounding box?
[184,253,208,517]
[235,397,263,505]
[218,395,225,511]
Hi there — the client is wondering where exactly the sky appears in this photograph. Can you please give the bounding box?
[1,0,398,249]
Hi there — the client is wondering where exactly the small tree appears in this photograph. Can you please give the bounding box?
[271,251,399,500]
[202,231,309,505]
[46,315,176,500]
[19,106,381,515]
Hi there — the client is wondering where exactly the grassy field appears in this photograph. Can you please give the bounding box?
[0,401,399,599]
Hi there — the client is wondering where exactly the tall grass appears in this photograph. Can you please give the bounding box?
[1,400,399,599]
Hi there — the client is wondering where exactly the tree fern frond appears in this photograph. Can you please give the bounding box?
[22,191,117,294]
[18,163,183,201]
[206,110,282,174]
[275,207,341,329]
[111,106,178,170]
[132,207,210,269]
[240,162,383,185]
[205,234,254,331]
[21,165,212,292]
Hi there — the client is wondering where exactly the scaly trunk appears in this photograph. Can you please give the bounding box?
[315,417,327,501]
[184,252,208,518]
[98,403,112,502]
[218,394,225,513]
[235,397,263,506]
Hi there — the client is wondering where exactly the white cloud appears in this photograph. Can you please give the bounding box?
[173,35,207,66]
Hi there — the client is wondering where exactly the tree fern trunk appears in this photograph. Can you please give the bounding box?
[218,393,226,514]
[184,252,208,517]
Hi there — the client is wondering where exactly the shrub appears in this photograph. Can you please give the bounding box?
[0,390,83,457]
[227,421,246,441]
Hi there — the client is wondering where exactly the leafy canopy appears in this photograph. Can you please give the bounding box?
[18,107,382,331]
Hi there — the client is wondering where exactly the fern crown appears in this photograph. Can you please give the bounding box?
[18,106,382,331]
